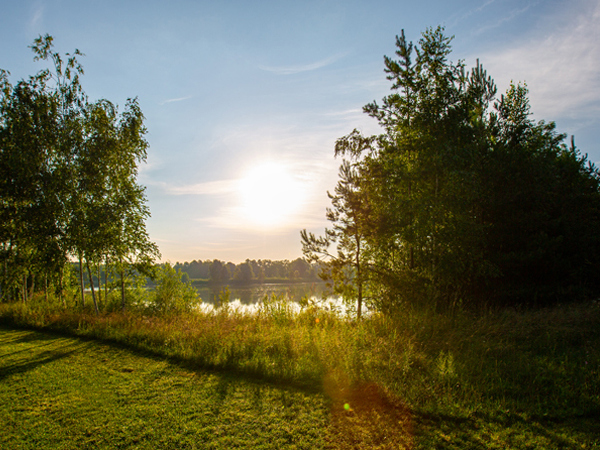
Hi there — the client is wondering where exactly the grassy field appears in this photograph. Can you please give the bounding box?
[1,297,599,448]
[0,327,331,449]
[0,326,414,449]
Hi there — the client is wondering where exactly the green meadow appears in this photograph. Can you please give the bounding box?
[1,297,599,449]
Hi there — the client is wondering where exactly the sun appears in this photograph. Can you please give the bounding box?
[238,162,305,227]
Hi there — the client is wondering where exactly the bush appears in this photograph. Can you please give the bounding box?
[151,263,199,313]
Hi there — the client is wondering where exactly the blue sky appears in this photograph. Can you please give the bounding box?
[1,0,599,263]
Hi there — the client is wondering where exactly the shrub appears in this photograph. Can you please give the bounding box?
[151,263,199,313]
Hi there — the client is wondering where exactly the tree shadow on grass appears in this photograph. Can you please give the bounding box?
[0,327,59,345]
[320,369,600,450]
[324,372,414,449]
[413,408,600,449]
[0,338,71,360]
[0,333,83,382]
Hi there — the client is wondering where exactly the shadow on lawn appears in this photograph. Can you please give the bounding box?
[0,329,83,381]
[0,327,59,345]
[413,408,600,449]
[0,348,79,381]
[324,371,414,449]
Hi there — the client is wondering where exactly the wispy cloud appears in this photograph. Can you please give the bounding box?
[479,0,600,119]
[259,52,348,75]
[159,96,192,105]
[161,179,237,196]
[475,0,496,13]
[28,2,45,33]
[447,0,496,27]
[320,108,363,118]
[472,2,536,36]
[195,205,322,234]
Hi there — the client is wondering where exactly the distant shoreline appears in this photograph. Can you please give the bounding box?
[145,278,325,288]
[192,278,324,287]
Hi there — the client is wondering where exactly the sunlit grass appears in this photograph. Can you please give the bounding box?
[0,327,329,449]
[1,295,599,448]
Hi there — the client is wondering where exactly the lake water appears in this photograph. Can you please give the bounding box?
[193,281,334,305]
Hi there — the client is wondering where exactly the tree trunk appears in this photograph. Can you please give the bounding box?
[408,178,414,270]
[104,259,109,305]
[356,234,362,320]
[79,255,85,307]
[86,260,99,315]
[120,257,126,310]
[0,252,5,302]
[59,267,66,308]
[357,285,362,320]
[96,262,102,307]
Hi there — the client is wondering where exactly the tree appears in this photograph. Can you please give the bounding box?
[152,262,198,313]
[0,35,160,308]
[209,259,230,283]
[29,35,87,307]
[81,98,159,310]
[479,83,600,303]
[0,39,75,303]
[330,27,600,309]
[301,159,370,318]
[233,260,254,282]
[331,27,488,309]
[289,258,311,280]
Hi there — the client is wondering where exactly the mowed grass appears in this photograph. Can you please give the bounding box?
[0,327,331,450]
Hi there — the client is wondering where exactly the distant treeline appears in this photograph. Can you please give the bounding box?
[172,258,322,284]
[45,258,322,295]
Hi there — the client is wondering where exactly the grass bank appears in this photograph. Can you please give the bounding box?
[1,297,599,448]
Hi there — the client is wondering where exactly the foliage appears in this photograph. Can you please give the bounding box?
[0,35,159,309]
[233,260,254,282]
[257,292,297,324]
[188,258,319,284]
[215,285,231,310]
[151,262,198,313]
[301,160,370,318]
[330,26,600,309]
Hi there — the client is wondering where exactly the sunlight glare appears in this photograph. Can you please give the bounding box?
[238,161,305,228]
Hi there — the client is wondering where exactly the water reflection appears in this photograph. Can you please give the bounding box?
[193,281,333,305]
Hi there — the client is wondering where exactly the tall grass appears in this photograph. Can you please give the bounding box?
[0,294,386,388]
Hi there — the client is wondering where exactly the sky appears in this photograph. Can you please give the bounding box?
[1,0,599,263]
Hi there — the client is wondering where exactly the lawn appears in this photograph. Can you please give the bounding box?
[0,327,331,449]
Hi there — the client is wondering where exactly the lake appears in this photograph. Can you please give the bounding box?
[193,281,334,305]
